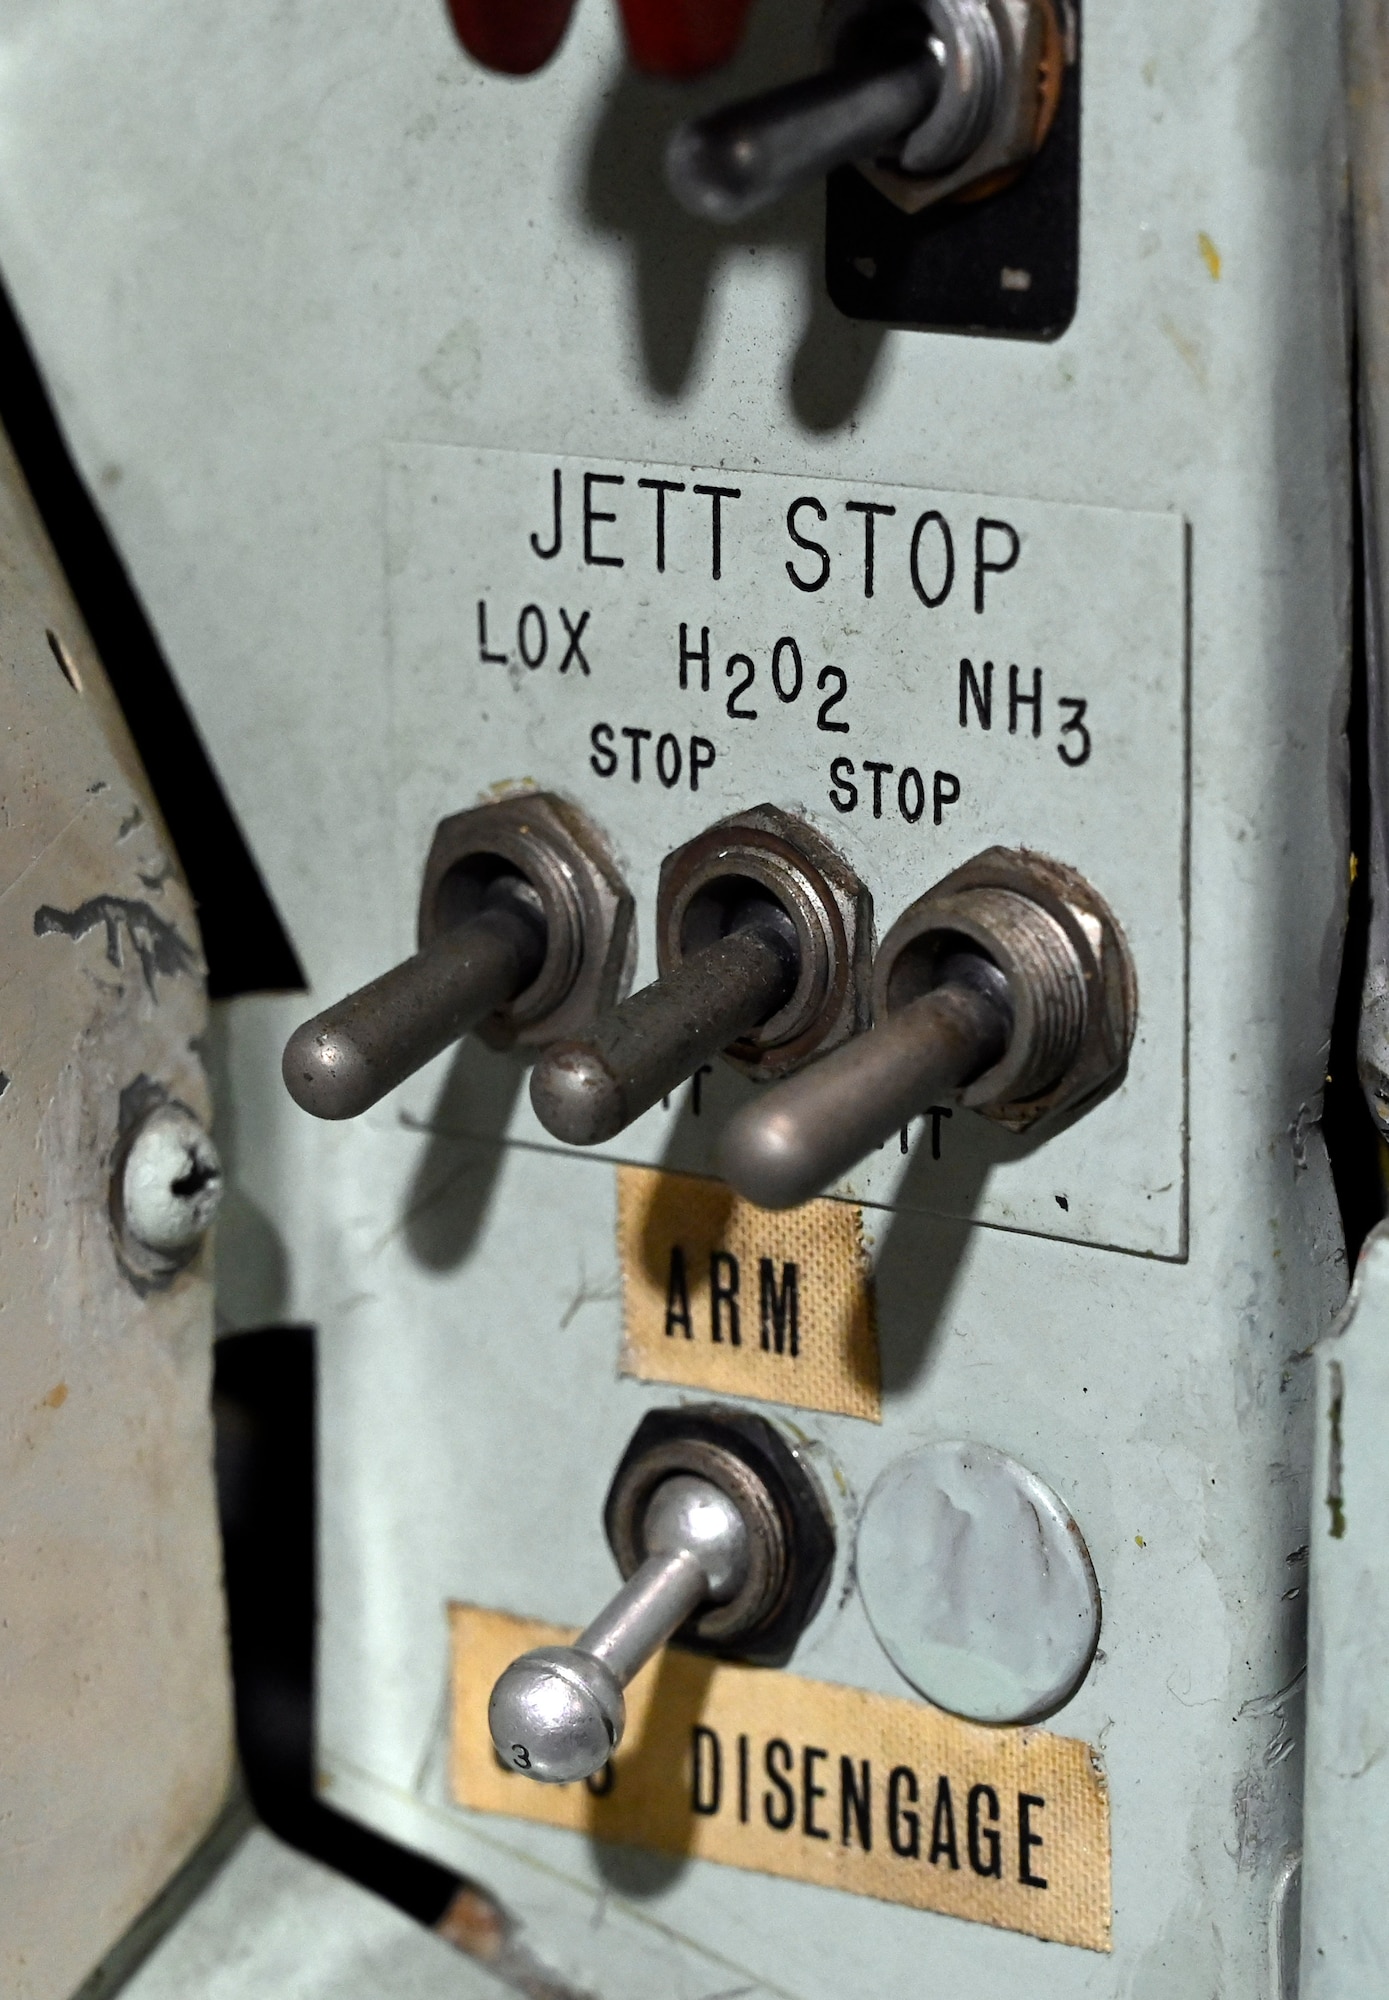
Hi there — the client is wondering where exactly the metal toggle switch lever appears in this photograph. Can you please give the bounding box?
[529,806,871,1147]
[721,850,1136,1210]
[489,1475,748,1783]
[283,880,545,1122]
[489,1407,835,1784]
[666,1,945,224]
[282,794,633,1121]
[721,951,1011,1209]
[529,898,797,1145]
[667,0,1066,227]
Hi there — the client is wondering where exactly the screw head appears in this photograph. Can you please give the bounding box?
[116,1103,222,1263]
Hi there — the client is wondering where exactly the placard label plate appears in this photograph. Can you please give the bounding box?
[617,1164,880,1420]
[390,444,1187,1256]
[450,1604,1112,1952]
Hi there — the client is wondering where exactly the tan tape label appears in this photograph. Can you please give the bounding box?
[616,1165,880,1422]
[450,1605,1111,1952]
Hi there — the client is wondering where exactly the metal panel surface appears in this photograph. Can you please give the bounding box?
[1299,1221,1389,1997]
[0,0,1354,1993]
[0,427,233,1998]
[118,1829,508,2000]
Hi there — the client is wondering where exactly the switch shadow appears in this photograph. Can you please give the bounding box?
[867,1109,1048,1396]
[581,0,888,432]
[397,1038,525,1272]
[651,1056,746,1181]
[585,1645,717,1898]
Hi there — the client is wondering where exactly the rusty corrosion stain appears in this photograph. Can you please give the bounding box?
[435,1881,598,1998]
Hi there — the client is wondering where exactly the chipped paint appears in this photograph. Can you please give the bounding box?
[34,893,196,997]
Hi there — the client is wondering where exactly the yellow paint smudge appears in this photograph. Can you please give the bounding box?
[1198,232,1222,281]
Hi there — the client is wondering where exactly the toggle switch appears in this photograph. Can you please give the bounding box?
[667,0,943,224]
[444,0,577,76]
[489,1407,834,1783]
[529,806,870,1146]
[667,0,1064,225]
[488,1474,746,1784]
[282,794,632,1120]
[528,905,795,1145]
[720,848,1135,1210]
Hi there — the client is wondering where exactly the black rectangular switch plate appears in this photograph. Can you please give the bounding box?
[825,0,1081,340]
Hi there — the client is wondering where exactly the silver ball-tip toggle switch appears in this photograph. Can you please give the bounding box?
[720,849,1135,1210]
[489,1404,837,1785]
[489,1475,749,1784]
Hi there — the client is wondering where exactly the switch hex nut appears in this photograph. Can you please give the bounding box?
[604,1405,835,1667]
[874,846,1135,1131]
[420,792,634,1049]
[655,804,873,1080]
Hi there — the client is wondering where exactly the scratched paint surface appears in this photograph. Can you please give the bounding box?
[0,0,1351,1992]
[0,430,232,2000]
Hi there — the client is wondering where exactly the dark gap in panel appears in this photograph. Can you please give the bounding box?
[1323,342,1386,1262]
[213,1327,461,1924]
